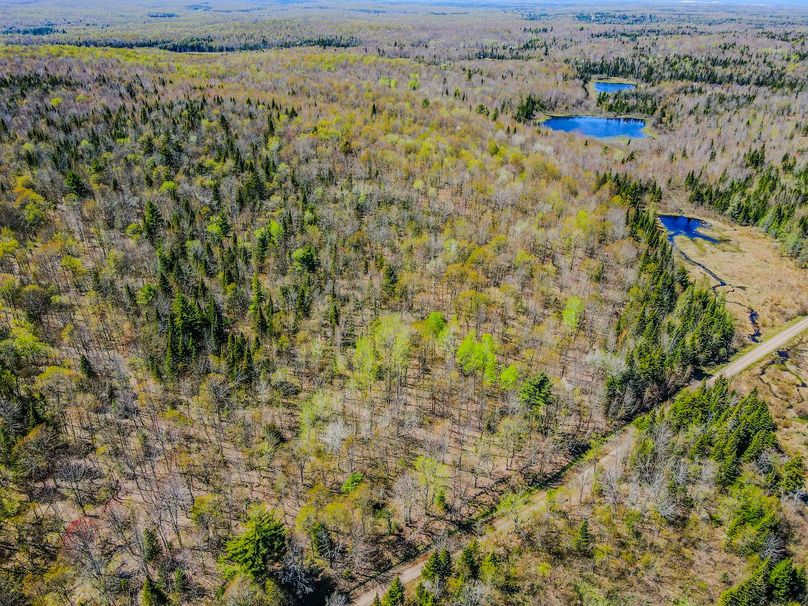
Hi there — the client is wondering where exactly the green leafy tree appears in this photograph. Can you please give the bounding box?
[292,245,319,273]
[455,332,498,385]
[499,363,520,390]
[352,334,378,397]
[419,312,447,339]
[562,296,584,331]
[340,471,364,494]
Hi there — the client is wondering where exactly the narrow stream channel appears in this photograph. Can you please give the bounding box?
[659,215,761,343]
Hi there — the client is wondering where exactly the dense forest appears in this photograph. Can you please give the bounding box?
[0,1,806,606]
[685,150,808,265]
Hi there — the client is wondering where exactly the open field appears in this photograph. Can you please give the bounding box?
[665,214,808,342]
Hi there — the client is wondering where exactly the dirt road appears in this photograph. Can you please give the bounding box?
[350,315,808,606]
[706,316,808,385]
[351,430,635,606]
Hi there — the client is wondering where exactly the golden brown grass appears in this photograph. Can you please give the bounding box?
[666,214,808,342]
[732,334,808,569]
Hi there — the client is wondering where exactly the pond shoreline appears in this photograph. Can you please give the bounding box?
[539,114,647,139]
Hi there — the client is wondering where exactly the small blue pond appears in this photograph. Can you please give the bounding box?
[543,116,646,139]
[659,215,718,244]
[594,81,636,93]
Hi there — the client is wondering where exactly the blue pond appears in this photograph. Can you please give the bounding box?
[594,81,636,94]
[659,215,718,244]
[543,116,646,139]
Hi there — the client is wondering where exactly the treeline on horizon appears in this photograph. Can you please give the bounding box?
[2,35,360,53]
[574,54,804,91]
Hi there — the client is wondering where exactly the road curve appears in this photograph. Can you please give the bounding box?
[351,315,808,606]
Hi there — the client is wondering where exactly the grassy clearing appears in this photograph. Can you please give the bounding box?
[668,215,808,341]
[732,334,808,569]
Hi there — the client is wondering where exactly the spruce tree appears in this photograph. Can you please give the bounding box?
[382,577,405,606]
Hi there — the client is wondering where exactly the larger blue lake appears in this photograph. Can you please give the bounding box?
[659,215,718,244]
[543,116,646,139]
[594,81,636,93]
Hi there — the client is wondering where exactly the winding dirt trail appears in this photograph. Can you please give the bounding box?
[350,315,808,606]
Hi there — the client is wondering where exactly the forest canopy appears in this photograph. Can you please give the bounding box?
[0,1,806,605]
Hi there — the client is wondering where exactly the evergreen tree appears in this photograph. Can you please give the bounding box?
[142,527,162,564]
[768,558,806,603]
[143,198,163,244]
[382,577,405,606]
[718,561,768,606]
[140,577,168,606]
[422,548,452,590]
[220,505,287,582]
[572,520,592,555]
[779,457,805,494]
[65,170,89,197]
[456,540,480,582]
[519,372,553,417]
[249,274,268,337]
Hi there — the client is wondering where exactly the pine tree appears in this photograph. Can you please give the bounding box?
[140,577,168,606]
[79,355,97,380]
[382,263,398,301]
[220,505,286,582]
[717,561,768,606]
[768,558,806,603]
[249,274,268,337]
[519,372,553,417]
[779,457,805,494]
[457,540,480,581]
[572,520,592,555]
[164,320,177,378]
[143,198,163,244]
[142,527,162,564]
[382,577,405,606]
[422,548,452,590]
[65,170,89,197]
